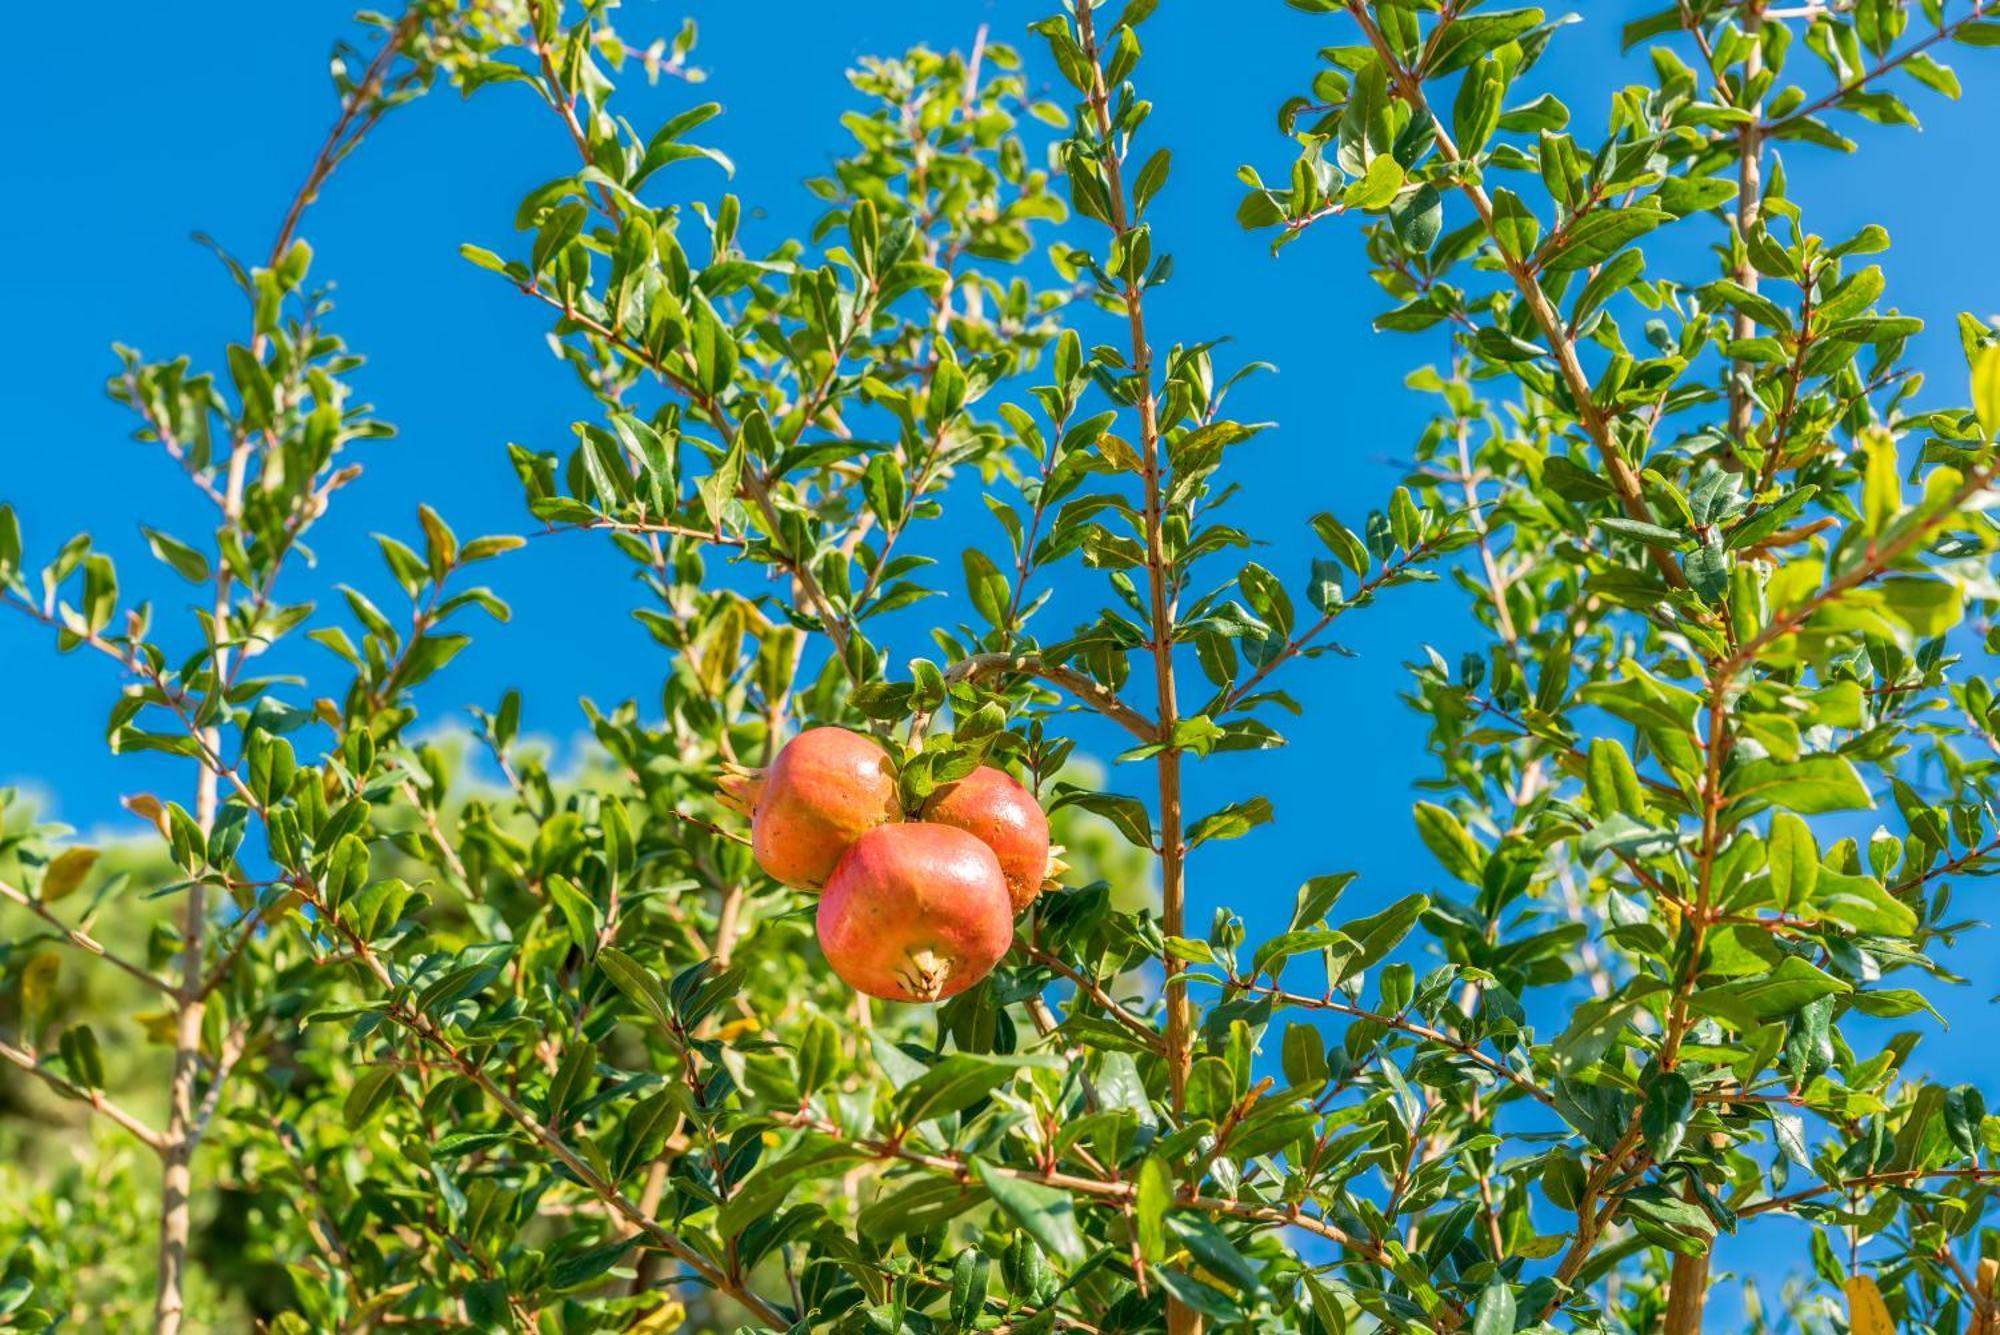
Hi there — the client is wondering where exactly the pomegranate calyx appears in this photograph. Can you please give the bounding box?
[895,947,952,1003]
[718,763,766,817]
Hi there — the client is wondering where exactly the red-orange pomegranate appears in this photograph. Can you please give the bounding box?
[919,765,1052,912]
[817,822,1015,1002]
[732,727,901,890]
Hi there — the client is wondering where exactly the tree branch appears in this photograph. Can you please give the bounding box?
[1344,2,1692,593]
[0,1033,167,1155]
[0,876,177,998]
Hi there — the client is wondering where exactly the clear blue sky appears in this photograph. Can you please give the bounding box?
[3,0,1997,1305]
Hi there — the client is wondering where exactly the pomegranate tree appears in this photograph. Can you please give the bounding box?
[1,1,1997,1332]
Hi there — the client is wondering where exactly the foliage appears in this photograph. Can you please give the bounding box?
[3,1,2000,1333]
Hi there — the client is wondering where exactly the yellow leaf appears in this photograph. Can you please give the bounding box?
[1097,432,1143,475]
[1974,342,2000,439]
[629,1299,684,1333]
[122,793,167,834]
[20,953,59,1030]
[1974,1258,1998,1335]
[41,847,99,903]
[1846,1274,1895,1335]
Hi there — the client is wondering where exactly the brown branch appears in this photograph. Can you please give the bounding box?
[295,879,787,1328]
[1226,978,1554,1107]
[1718,458,2000,676]
[1761,3,1994,134]
[0,877,178,998]
[1019,942,1164,1053]
[1220,526,1456,714]
[1068,16,1200,1330]
[1343,2,1691,593]
[267,9,427,269]
[1741,1166,2000,1217]
[1070,11,1199,1227]
[159,13,433,1329]
[921,651,1160,742]
[780,1109,1409,1279]
[0,1033,167,1154]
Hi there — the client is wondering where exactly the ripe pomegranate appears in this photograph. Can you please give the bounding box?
[817,823,1014,1002]
[728,727,901,890]
[919,765,1054,912]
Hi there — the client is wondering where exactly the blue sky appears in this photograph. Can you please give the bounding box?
[3,0,1998,1307]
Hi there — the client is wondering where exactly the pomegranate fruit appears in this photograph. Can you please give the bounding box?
[919,765,1053,911]
[734,727,901,889]
[817,822,1014,1002]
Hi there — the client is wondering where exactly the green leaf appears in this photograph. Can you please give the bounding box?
[459,242,509,272]
[1767,813,1818,911]
[1642,1072,1694,1162]
[1944,1085,1986,1160]
[1428,9,1546,75]
[1593,516,1689,549]
[1690,956,1850,1028]
[1728,754,1872,814]
[1391,183,1443,252]
[1811,868,1916,936]
[796,1013,839,1097]
[719,1140,863,1237]
[633,104,733,186]
[1655,175,1738,216]
[1489,188,1541,259]
[1188,796,1274,847]
[1333,894,1429,982]
[973,1160,1084,1265]
[1587,739,1646,819]
[226,344,275,430]
[962,548,1011,628]
[1555,978,1666,1075]
[1878,577,1962,639]
[1861,427,1901,537]
[1169,1215,1264,1294]
[950,1248,990,1326]
[1414,802,1483,884]
[547,1238,637,1293]
[859,1180,983,1247]
[392,633,471,691]
[1579,812,1677,862]
[323,833,371,908]
[546,874,602,956]
[1341,154,1405,210]
[894,1053,1059,1129]
[344,1067,399,1128]
[1473,1280,1516,1335]
[0,504,20,582]
[140,527,211,583]
[597,947,673,1031]
[688,296,739,397]
[1538,208,1670,271]
[60,1025,105,1090]
[1136,1156,1173,1262]
[1975,342,2000,438]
